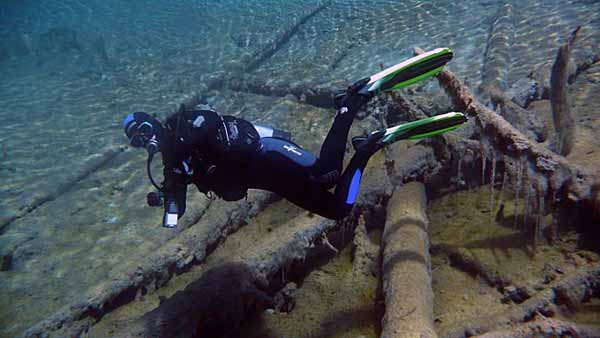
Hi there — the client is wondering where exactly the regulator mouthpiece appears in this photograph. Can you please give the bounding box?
[146,139,160,155]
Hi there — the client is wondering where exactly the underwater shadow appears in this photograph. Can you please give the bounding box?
[309,306,383,338]
[134,263,272,338]
[461,231,535,260]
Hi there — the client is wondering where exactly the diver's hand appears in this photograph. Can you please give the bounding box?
[147,191,163,207]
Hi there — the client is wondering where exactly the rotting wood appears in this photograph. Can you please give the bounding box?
[19,191,274,338]
[329,43,354,70]
[550,26,580,156]
[567,49,600,84]
[386,92,486,196]
[511,43,600,109]
[0,147,122,232]
[477,4,548,144]
[480,3,514,96]
[472,316,600,338]
[381,182,437,338]
[107,213,339,338]
[226,74,340,108]
[443,263,600,338]
[501,99,547,142]
[414,47,598,210]
[532,45,600,95]
[483,89,548,142]
[352,215,379,280]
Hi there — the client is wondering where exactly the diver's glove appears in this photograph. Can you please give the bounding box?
[333,77,373,111]
[146,190,179,228]
[147,191,163,207]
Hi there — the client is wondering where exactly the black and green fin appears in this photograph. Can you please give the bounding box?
[378,112,467,145]
[359,47,453,94]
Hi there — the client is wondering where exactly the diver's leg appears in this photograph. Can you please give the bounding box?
[277,143,380,221]
[246,138,350,220]
[332,136,383,215]
[287,142,380,221]
[279,184,351,220]
[310,79,372,185]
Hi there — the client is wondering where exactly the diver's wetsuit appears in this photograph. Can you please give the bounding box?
[161,92,372,220]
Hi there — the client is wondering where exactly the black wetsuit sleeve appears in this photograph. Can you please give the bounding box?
[162,165,188,218]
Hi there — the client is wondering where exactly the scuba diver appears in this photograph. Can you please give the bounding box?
[123,48,467,227]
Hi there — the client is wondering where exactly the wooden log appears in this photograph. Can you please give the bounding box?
[352,216,379,280]
[473,317,600,338]
[498,98,547,142]
[550,26,580,156]
[443,263,600,338]
[226,74,340,108]
[568,49,600,84]
[110,213,339,338]
[480,3,514,95]
[19,191,274,338]
[526,43,600,105]
[413,48,598,209]
[380,182,437,338]
[0,147,122,232]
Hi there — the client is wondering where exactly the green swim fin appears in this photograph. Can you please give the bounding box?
[359,47,453,94]
[379,112,467,145]
[352,112,467,152]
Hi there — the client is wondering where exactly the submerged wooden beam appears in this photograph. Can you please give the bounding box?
[226,74,339,108]
[19,191,274,338]
[480,3,514,96]
[0,147,121,232]
[111,213,339,338]
[414,48,598,208]
[550,26,580,156]
[444,263,600,338]
[380,182,437,338]
[473,317,600,338]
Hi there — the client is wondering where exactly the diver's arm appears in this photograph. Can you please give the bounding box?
[160,154,190,227]
[163,176,187,216]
